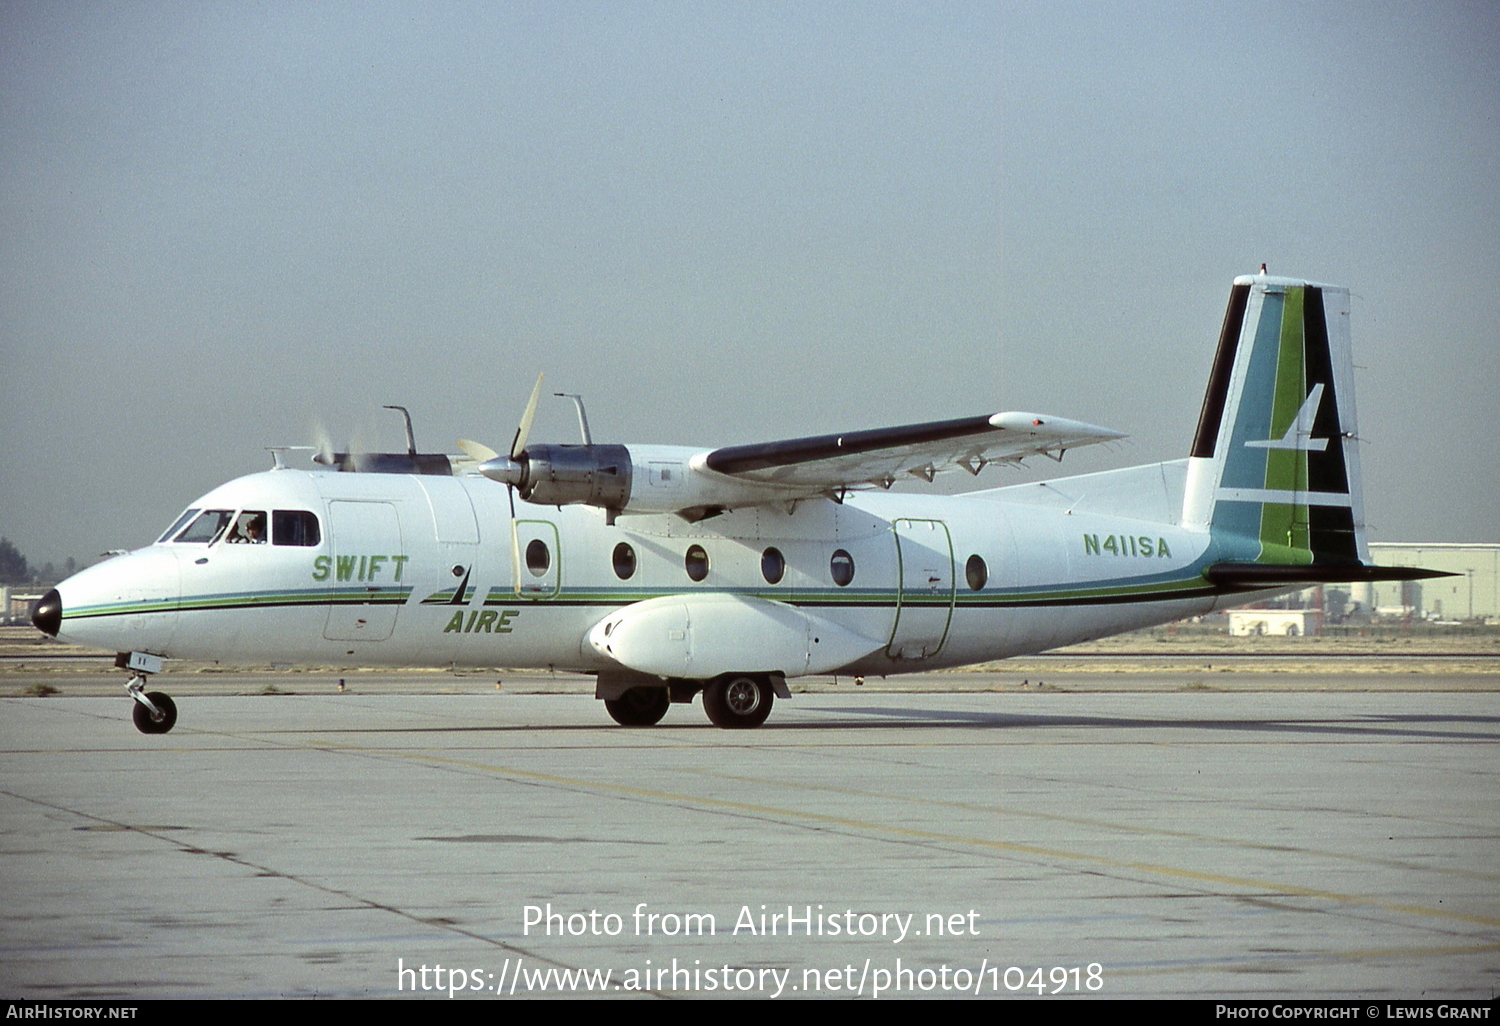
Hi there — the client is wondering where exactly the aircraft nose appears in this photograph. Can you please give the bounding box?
[32,589,62,637]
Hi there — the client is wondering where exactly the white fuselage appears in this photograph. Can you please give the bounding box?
[52,464,1225,676]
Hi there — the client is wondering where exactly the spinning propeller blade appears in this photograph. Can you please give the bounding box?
[462,373,546,595]
[455,438,500,463]
[511,373,544,460]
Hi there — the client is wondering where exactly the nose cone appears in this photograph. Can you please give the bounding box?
[32,589,62,637]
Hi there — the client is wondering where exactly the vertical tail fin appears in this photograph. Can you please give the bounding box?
[1182,274,1368,567]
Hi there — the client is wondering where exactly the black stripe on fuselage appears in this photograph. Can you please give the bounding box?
[466,587,1221,611]
[62,596,406,620]
[768,590,1220,609]
[1189,282,1251,459]
[68,584,1225,622]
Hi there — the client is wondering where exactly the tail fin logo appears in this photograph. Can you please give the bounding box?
[1243,383,1328,452]
[1183,276,1365,566]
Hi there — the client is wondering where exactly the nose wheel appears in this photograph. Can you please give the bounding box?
[126,672,177,734]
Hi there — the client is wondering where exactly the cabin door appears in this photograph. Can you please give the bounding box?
[513,519,561,599]
[323,500,405,642]
[887,518,955,660]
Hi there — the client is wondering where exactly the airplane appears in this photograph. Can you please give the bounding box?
[31,273,1448,732]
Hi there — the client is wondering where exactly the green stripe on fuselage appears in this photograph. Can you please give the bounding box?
[63,573,1221,624]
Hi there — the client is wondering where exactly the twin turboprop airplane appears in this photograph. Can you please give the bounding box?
[32,274,1446,732]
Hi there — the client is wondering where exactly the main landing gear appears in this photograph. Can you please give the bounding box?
[596,673,787,728]
[119,652,177,734]
[702,674,775,729]
[603,687,671,727]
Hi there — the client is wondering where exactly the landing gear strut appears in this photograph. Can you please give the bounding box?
[119,652,177,734]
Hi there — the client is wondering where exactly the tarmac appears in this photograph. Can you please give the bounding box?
[2,674,1497,999]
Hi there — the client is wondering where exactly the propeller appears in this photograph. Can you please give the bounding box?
[460,373,544,596]
[310,418,338,468]
[309,416,376,471]
[309,413,384,471]
[454,439,499,463]
[512,372,544,463]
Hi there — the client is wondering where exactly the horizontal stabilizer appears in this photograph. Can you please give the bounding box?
[1204,562,1455,590]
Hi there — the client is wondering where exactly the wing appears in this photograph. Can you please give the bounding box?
[701,411,1125,491]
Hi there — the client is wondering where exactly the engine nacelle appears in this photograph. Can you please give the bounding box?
[477,442,809,517]
[518,443,633,510]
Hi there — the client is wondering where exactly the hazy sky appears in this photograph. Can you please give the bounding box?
[3,1,1497,568]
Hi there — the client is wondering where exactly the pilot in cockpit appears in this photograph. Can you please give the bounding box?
[227,511,267,544]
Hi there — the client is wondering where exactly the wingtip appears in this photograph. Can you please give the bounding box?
[988,411,1126,440]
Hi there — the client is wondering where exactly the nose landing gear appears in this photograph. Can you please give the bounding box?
[118,652,178,734]
[129,683,178,734]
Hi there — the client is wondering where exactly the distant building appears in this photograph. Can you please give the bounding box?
[3,587,45,626]
[1360,543,1499,621]
[1228,608,1320,636]
[1226,543,1497,635]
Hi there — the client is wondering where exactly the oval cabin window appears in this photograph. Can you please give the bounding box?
[761,547,785,585]
[526,539,551,577]
[685,545,709,582]
[830,549,855,587]
[612,542,636,580]
[965,554,988,591]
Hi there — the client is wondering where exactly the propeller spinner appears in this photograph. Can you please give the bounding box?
[458,374,634,592]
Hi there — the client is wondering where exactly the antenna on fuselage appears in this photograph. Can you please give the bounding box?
[554,393,593,445]
[266,446,317,470]
[382,405,418,456]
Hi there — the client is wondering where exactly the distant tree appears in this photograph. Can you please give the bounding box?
[38,562,57,584]
[64,557,77,578]
[0,538,29,585]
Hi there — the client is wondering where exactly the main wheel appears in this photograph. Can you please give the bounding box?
[702,675,773,729]
[604,687,670,726]
[131,692,178,734]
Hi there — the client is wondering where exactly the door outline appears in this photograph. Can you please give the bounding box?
[886,518,956,659]
[323,500,405,642]
[514,519,561,600]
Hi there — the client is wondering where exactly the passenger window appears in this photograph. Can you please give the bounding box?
[175,510,234,544]
[526,539,551,577]
[226,511,268,544]
[685,545,709,582]
[272,510,321,547]
[830,549,855,587]
[612,542,636,580]
[158,509,199,543]
[761,547,785,585]
[965,554,988,591]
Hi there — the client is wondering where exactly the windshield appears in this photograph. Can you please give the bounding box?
[174,509,234,545]
[157,508,200,543]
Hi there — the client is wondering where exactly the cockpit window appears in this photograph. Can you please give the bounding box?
[175,509,234,544]
[226,511,268,544]
[272,510,321,547]
[158,509,200,544]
